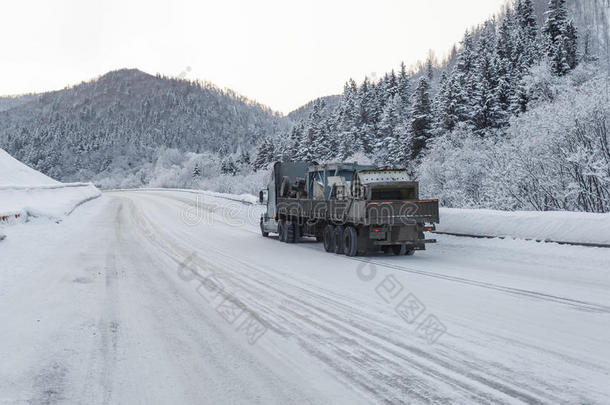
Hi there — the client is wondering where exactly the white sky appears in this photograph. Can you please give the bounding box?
[1,0,508,114]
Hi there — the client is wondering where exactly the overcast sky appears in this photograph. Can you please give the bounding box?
[1,0,508,114]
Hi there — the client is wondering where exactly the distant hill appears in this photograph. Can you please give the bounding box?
[0,69,289,181]
[0,95,37,112]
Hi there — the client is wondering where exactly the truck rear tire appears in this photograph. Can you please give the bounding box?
[323,225,335,252]
[391,245,405,255]
[334,226,345,254]
[343,226,358,257]
[285,220,296,243]
[278,219,286,242]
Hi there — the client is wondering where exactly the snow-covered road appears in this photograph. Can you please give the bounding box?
[1,189,609,404]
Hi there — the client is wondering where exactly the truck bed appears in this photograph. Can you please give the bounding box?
[277,198,439,226]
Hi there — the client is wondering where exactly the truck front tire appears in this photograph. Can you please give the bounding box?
[260,218,269,237]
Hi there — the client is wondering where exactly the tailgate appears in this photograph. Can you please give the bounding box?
[366,200,439,225]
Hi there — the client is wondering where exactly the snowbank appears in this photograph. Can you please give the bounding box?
[0,184,101,222]
[0,149,58,186]
[0,148,101,224]
[437,208,610,246]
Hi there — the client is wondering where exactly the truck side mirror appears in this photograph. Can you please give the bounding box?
[259,190,268,204]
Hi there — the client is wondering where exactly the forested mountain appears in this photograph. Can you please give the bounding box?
[253,0,610,213]
[0,69,287,181]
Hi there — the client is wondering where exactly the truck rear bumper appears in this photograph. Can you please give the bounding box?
[373,239,437,246]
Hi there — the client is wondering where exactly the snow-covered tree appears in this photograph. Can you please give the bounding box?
[221,157,238,176]
[408,77,434,160]
[192,163,201,178]
[253,137,275,171]
[543,0,578,76]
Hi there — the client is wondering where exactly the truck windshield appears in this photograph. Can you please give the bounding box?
[371,187,416,201]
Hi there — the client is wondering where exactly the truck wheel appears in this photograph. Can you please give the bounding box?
[278,219,286,242]
[323,225,335,252]
[404,248,415,256]
[334,226,345,254]
[343,226,358,257]
[285,220,296,243]
[391,245,405,255]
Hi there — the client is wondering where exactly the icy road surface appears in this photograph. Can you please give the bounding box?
[1,190,609,404]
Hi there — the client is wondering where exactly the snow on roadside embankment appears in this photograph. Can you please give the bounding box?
[0,149,101,229]
[0,148,58,187]
[0,183,101,224]
[437,208,610,246]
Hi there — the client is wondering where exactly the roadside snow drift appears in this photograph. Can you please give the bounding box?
[0,148,58,186]
[438,207,610,246]
[0,148,100,223]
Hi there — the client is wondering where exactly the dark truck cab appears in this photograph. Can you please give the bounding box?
[260,162,439,256]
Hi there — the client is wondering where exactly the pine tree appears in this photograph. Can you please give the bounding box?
[253,138,275,171]
[192,163,201,178]
[408,77,433,160]
[509,76,529,115]
[297,99,327,161]
[384,123,409,168]
[426,58,434,81]
[397,62,411,119]
[356,78,376,155]
[336,80,359,160]
[495,57,514,114]
[515,0,540,69]
[543,0,578,76]
[454,31,478,125]
[378,95,400,141]
[433,72,460,135]
[496,9,519,115]
[237,149,251,166]
[497,7,516,67]
[384,70,398,99]
[288,125,302,157]
[564,21,578,70]
[221,157,238,175]
[472,22,506,131]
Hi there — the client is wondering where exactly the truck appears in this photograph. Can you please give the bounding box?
[259,161,439,256]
